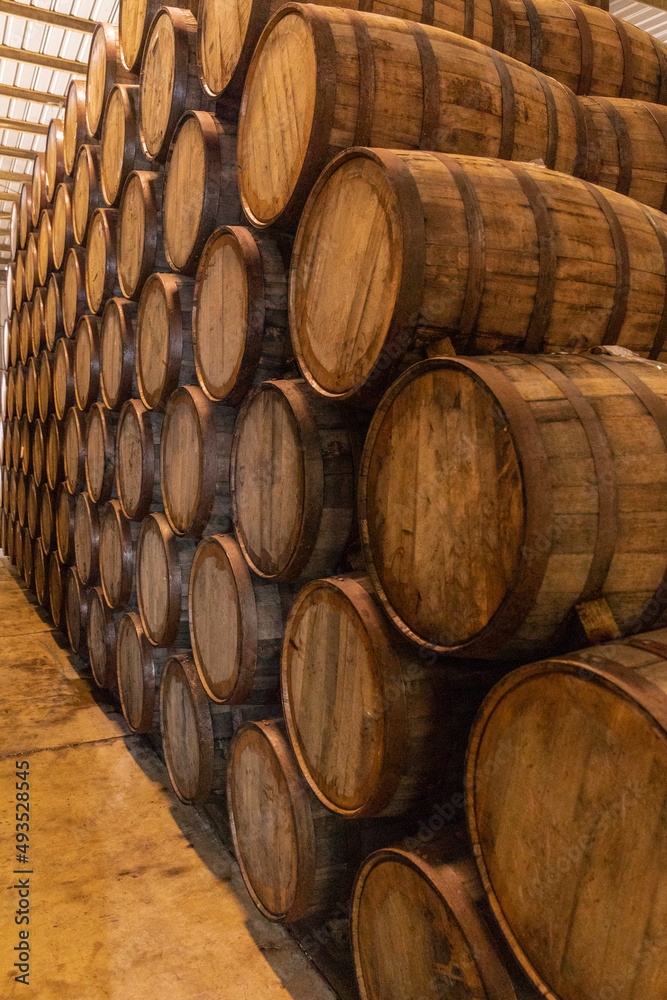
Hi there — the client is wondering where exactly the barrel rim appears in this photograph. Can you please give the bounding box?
[45,117,65,202]
[86,22,118,140]
[99,498,134,608]
[74,489,100,586]
[55,481,75,563]
[195,0,265,100]
[101,82,140,206]
[160,651,215,803]
[137,510,181,645]
[101,296,137,409]
[116,397,156,521]
[119,0,158,73]
[64,79,87,177]
[118,169,160,299]
[117,610,156,732]
[160,384,216,536]
[86,402,115,503]
[136,270,185,410]
[139,5,194,163]
[87,585,116,689]
[65,563,89,653]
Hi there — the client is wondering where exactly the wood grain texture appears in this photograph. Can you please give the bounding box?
[100,83,151,207]
[119,0,162,72]
[117,610,169,732]
[136,271,195,410]
[31,417,45,487]
[63,79,87,177]
[55,483,75,564]
[100,296,138,409]
[86,22,136,140]
[86,402,119,503]
[30,287,46,359]
[136,511,196,645]
[86,207,121,314]
[45,272,64,349]
[73,314,101,411]
[39,482,54,556]
[52,181,75,270]
[19,300,32,365]
[31,152,47,229]
[87,585,121,689]
[37,207,55,285]
[74,490,100,586]
[116,397,163,521]
[62,246,88,338]
[65,563,89,653]
[45,117,65,202]
[99,498,138,608]
[45,414,63,491]
[118,169,166,299]
[63,406,86,495]
[26,475,39,539]
[53,336,75,419]
[23,234,37,310]
[72,144,103,245]
[37,348,54,422]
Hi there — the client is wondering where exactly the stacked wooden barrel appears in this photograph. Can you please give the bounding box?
[3,0,667,996]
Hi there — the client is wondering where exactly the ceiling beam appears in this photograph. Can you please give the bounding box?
[0,1,96,32]
[0,116,48,135]
[0,191,20,202]
[0,144,35,159]
[0,83,65,106]
[0,169,30,182]
[0,43,85,74]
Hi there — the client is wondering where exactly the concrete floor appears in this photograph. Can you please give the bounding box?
[0,556,337,1000]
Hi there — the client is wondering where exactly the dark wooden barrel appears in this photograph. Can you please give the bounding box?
[63,407,86,495]
[62,246,87,338]
[30,288,46,360]
[117,170,166,299]
[100,297,138,409]
[73,491,100,586]
[86,403,118,503]
[136,271,195,410]
[117,610,177,733]
[136,512,196,645]
[45,117,65,202]
[86,208,121,314]
[73,314,101,411]
[100,83,151,206]
[48,550,65,627]
[52,182,74,271]
[86,22,136,140]
[39,484,55,556]
[33,540,48,606]
[72,144,103,244]
[31,419,45,487]
[63,79,87,177]
[65,564,90,653]
[56,484,75,564]
[45,415,64,491]
[116,398,162,520]
[53,337,75,420]
[87,585,122,689]
[99,498,139,608]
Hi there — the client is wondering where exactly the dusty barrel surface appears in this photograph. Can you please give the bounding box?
[136,512,196,645]
[136,271,195,410]
[100,297,138,409]
[64,79,87,177]
[39,484,55,555]
[45,273,64,349]
[101,83,151,206]
[231,378,356,582]
[65,565,90,653]
[37,209,55,285]
[360,353,667,657]
[74,315,102,411]
[45,415,63,491]
[467,630,667,1000]
[48,551,65,627]
[116,611,172,733]
[87,585,122,689]
[99,498,138,608]
[62,247,87,338]
[74,491,100,586]
[86,208,121,314]
[192,225,291,404]
[290,149,667,402]
[72,144,103,245]
[31,154,47,229]
[237,5,587,230]
[140,7,216,164]
[86,403,118,503]
[56,484,76,564]
[160,384,234,537]
[37,349,54,423]
[63,407,86,495]
[52,182,74,270]
[45,118,65,201]
[116,398,163,521]
[86,22,136,140]
[163,110,241,275]
[53,337,75,420]
[117,170,166,300]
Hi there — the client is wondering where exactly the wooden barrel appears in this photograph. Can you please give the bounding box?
[86,403,118,503]
[22,238,37,314]
[117,170,166,299]
[467,629,667,1000]
[26,477,39,540]
[45,273,64,350]
[73,314,101,410]
[32,419,46,487]
[10,311,19,368]
[238,6,586,230]
[117,611,176,733]
[45,118,65,202]
[86,208,121,314]
[192,226,291,404]
[40,484,54,555]
[119,0,163,72]
[231,378,356,581]
[140,7,216,164]
[189,532,292,704]
[2,469,10,514]
[52,182,74,271]
[14,519,24,575]
[74,491,99,585]
[37,208,55,285]
[6,514,16,564]
[116,399,163,521]
[136,271,195,410]
[87,586,121,689]
[1,318,8,371]
[99,498,138,608]
[86,22,136,140]
[64,79,87,177]
[19,303,32,366]
[72,144,103,245]
[0,510,6,555]
[100,84,151,206]
[30,153,47,229]
[160,652,232,803]
[48,551,65,627]
[23,529,34,588]
[65,565,89,653]
[14,251,24,313]
[45,415,64,491]
[163,111,241,275]
[25,355,38,423]
[360,353,667,658]
[136,512,196,645]
[9,202,18,260]
[53,337,75,419]
[33,540,48,605]
[56,484,75,564]
[19,184,32,250]
[160,385,234,537]
[16,471,27,527]
[100,297,138,409]
[228,718,353,921]
[37,349,54,422]
[6,267,15,319]
[14,365,25,419]
[62,247,87,338]
[291,149,667,403]
[30,289,46,360]
[63,407,86,495]
[6,367,15,421]
[19,414,31,476]
[8,470,17,520]
[10,417,20,471]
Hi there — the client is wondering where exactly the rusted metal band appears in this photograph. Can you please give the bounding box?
[645,105,667,214]
[563,0,594,95]
[490,0,513,53]
[521,0,543,70]
[488,48,516,160]
[594,96,633,196]
[536,75,558,170]
[412,24,440,151]
[463,0,475,39]
[611,15,635,99]
[651,34,667,106]
[582,181,630,345]
[642,206,667,360]
[625,637,667,659]
[520,356,618,601]
[347,11,375,148]
[420,0,434,26]
[357,0,373,10]
[504,163,556,353]
[568,86,593,179]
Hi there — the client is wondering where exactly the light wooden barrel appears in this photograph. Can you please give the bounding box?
[37,209,55,286]
[14,519,24,575]
[63,407,86,495]
[192,225,291,404]
[25,355,38,423]
[160,652,232,803]
[189,532,292,704]
[117,170,166,299]
[65,565,90,653]
[99,498,138,608]
[56,484,75,564]
[291,149,667,403]
[30,289,46,360]
[32,419,46,487]
[14,365,25,419]
[6,267,15,318]
[163,110,241,275]
[45,273,64,349]
[136,512,196,645]
[86,208,121,314]
[135,271,195,410]
[119,0,163,72]
[86,403,118,503]
[48,551,65,627]
[87,586,122,689]
[1,318,8,370]
[116,399,163,520]
[10,418,19,471]
[16,471,27,527]
[100,297,138,409]
[62,247,87,337]
[72,144,103,245]
[74,491,100,586]
[73,314,101,411]
[238,5,586,230]
[52,182,74,271]
[19,184,32,250]
[100,84,151,206]
[64,80,87,177]
[231,378,356,582]
[160,384,234,536]
[360,353,667,658]
[19,414,31,476]
[10,311,20,368]
[19,302,32,366]
[467,629,667,1000]
[9,202,18,260]
[26,477,39,540]
[228,718,353,921]
[86,22,136,140]
[45,118,65,202]
[37,349,54,423]
[23,238,37,314]
[117,611,176,732]
[45,415,63,491]
[14,252,24,313]
[6,367,15,420]
[40,484,54,555]
[53,337,75,419]
[31,154,47,229]
[34,540,48,605]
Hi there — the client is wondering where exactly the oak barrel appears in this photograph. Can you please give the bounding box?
[14,251,24,312]
[52,182,74,271]
[100,297,138,409]
[45,273,64,350]
[117,611,176,732]
[53,337,75,420]
[115,398,163,520]
[99,498,138,608]
[117,169,166,299]
[74,491,100,586]
[72,144,103,245]
[19,184,31,250]
[86,22,136,140]
[73,314,101,411]
[14,365,25,419]
[65,564,89,653]
[37,209,55,286]
[37,349,54,423]
[30,153,46,229]
[119,0,163,72]
[6,367,15,420]
[19,414,31,477]
[63,80,86,178]
[22,531,32,587]
[25,355,38,423]
[16,471,26,527]
[48,550,65,627]
[63,407,86,495]
[31,419,46,487]
[87,585,121,689]
[9,201,18,260]
[86,403,118,503]
[86,208,121,314]
[26,478,39,540]
[19,302,32,366]
[45,117,65,201]
[45,415,63,491]
[56,484,75,564]
[30,289,46,360]
[136,511,196,645]
[14,519,24,575]
[33,540,48,606]
[62,247,87,338]
[100,83,151,206]
[40,484,54,556]
[136,271,195,410]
